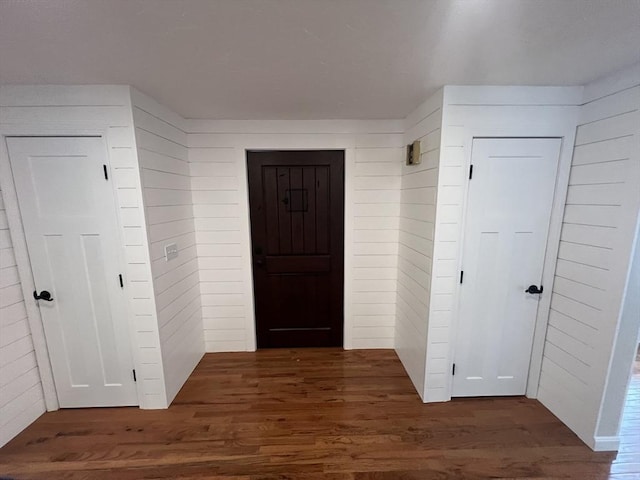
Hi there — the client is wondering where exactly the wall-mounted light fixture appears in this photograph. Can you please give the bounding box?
[406,140,421,165]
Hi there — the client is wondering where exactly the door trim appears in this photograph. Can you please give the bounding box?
[450,135,574,400]
[0,127,142,410]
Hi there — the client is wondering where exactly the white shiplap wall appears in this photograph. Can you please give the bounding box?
[186,120,404,351]
[0,187,46,447]
[538,65,640,449]
[394,90,443,398]
[189,143,247,352]
[0,86,168,421]
[132,89,205,404]
[352,145,402,348]
[428,86,582,402]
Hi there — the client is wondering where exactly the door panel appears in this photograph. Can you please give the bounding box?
[453,138,561,397]
[247,151,344,348]
[7,137,137,407]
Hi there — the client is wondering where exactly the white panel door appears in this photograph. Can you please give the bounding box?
[452,138,561,397]
[7,137,138,408]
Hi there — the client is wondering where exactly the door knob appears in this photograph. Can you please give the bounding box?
[525,285,543,295]
[33,290,54,302]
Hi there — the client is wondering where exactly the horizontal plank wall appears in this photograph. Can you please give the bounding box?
[394,90,443,398]
[351,142,402,348]
[131,89,204,404]
[538,64,640,450]
[186,120,404,351]
[430,86,582,402]
[0,186,46,447]
[0,86,167,416]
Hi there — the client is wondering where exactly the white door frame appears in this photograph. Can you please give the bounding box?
[450,130,576,400]
[0,126,142,410]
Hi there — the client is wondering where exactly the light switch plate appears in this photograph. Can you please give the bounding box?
[165,243,178,261]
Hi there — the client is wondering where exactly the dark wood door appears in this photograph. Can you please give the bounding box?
[247,150,344,348]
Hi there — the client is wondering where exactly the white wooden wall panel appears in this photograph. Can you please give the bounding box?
[189,144,248,352]
[352,146,401,348]
[131,89,205,404]
[0,187,46,447]
[394,89,443,398]
[537,65,640,449]
[105,95,168,410]
[186,121,403,351]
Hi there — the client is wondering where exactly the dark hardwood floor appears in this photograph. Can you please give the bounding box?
[1,348,638,479]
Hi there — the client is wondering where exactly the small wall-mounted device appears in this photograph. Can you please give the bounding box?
[164,243,178,261]
[406,140,421,166]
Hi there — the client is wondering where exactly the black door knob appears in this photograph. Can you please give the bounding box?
[525,285,543,295]
[33,290,54,302]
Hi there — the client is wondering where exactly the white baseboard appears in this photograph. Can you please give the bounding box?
[592,435,620,451]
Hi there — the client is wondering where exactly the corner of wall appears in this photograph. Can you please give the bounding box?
[591,436,621,452]
[592,63,640,442]
[124,90,169,409]
[130,88,205,407]
[395,90,445,400]
[537,61,640,451]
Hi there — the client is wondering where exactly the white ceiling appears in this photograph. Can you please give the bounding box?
[1,0,639,119]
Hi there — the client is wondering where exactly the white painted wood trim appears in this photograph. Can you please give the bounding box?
[185,119,404,135]
[527,133,576,398]
[122,92,167,408]
[343,148,356,350]
[236,148,257,351]
[444,86,584,106]
[592,436,621,452]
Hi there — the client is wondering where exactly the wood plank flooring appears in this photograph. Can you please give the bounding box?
[612,347,640,478]
[0,348,638,479]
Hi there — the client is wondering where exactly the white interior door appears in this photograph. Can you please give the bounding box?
[7,137,138,408]
[452,138,561,397]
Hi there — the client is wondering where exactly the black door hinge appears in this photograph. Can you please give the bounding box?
[452,364,456,376]
[103,164,109,180]
[460,271,464,284]
[132,369,137,382]
[118,274,124,288]
[469,164,473,179]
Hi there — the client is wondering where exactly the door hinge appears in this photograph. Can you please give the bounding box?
[119,274,124,288]
[460,270,464,284]
[452,363,456,376]
[469,164,474,179]
[132,369,137,382]
[103,164,109,180]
